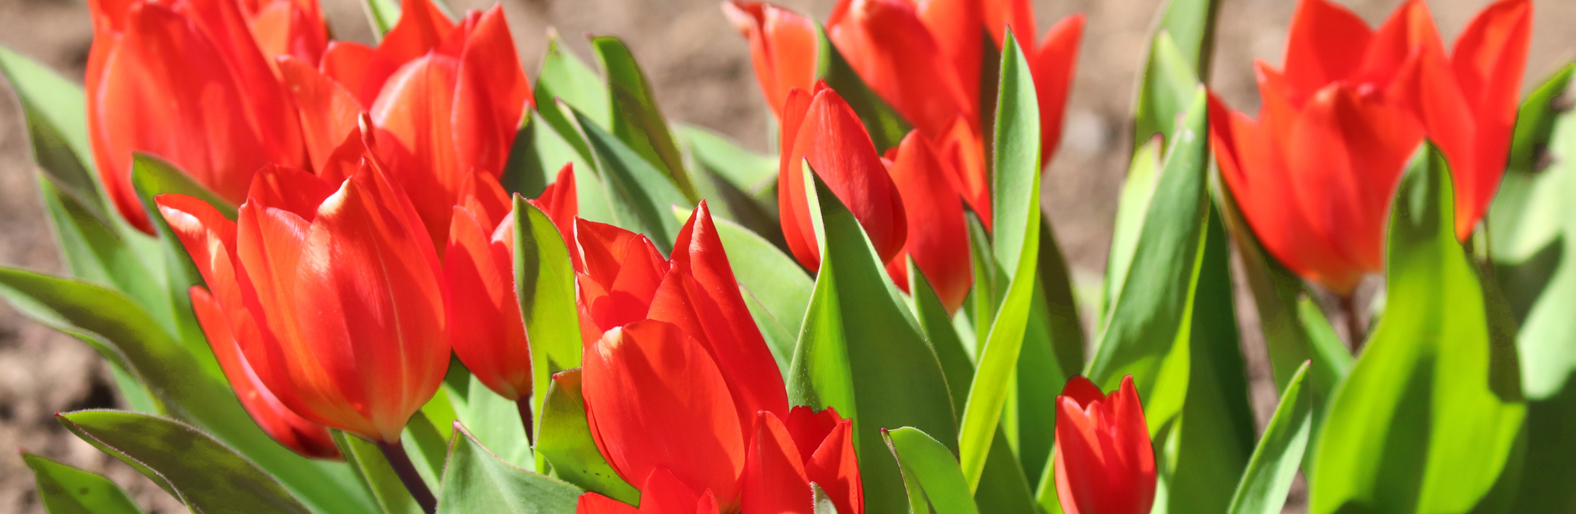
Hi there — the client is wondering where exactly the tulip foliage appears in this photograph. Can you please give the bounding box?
[0,0,1572,512]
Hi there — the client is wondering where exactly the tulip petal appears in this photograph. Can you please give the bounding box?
[370,54,463,249]
[1032,15,1083,169]
[982,0,1035,52]
[321,41,400,108]
[446,195,530,401]
[279,56,363,173]
[577,493,640,514]
[914,0,983,111]
[1282,0,1372,102]
[453,5,532,180]
[804,417,862,514]
[741,411,812,514]
[377,0,455,64]
[1356,0,1445,87]
[826,0,974,136]
[777,87,821,269]
[191,286,339,459]
[575,220,670,332]
[1448,0,1529,237]
[582,321,747,504]
[245,0,328,67]
[783,86,909,267]
[885,132,972,313]
[724,1,819,118]
[532,164,581,269]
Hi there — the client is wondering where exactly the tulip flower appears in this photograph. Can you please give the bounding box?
[278,0,532,250]
[445,164,576,414]
[726,0,1083,226]
[1054,376,1155,514]
[778,82,908,271]
[573,204,861,513]
[884,131,973,313]
[188,285,339,460]
[156,128,449,446]
[1209,0,1530,295]
[86,0,312,233]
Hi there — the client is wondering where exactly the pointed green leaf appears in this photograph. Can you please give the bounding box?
[883,427,980,514]
[536,31,611,131]
[789,171,957,514]
[1133,0,1219,146]
[1106,137,1164,305]
[678,124,778,195]
[0,45,106,219]
[131,154,232,376]
[592,36,699,202]
[1310,144,1525,514]
[60,410,311,514]
[535,369,639,504]
[23,452,147,514]
[566,106,690,251]
[512,195,583,459]
[1227,362,1312,514]
[436,425,583,514]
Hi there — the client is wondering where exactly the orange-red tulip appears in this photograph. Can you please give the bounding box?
[157,129,448,443]
[1209,0,1530,295]
[86,0,313,232]
[778,82,908,271]
[1054,376,1155,514]
[278,0,532,250]
[189,285,339,459]
[722,1,818,119]
[445,164,577,402]
[574,204,860,513]
[884,131,973,313]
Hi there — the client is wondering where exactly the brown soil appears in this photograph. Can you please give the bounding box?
[0,0,1571,512]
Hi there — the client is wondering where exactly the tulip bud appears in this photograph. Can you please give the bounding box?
[1054,376,1156,514]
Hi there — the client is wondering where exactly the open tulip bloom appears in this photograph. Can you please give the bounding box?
[1,0,1571,512]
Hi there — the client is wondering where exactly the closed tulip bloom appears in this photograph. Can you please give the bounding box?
[574,205,859,513]
[1209,0,1530,295]
[445,164,577,403]
[778,82,908,271]
[188,285,339,459]
[1054,376,1155,514]
[722,1,819,119]
[86,0,311,233]
[277,0,532,250]
[157,130,449,444]
[884,131,973,313]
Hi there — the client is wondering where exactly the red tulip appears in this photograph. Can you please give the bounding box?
[778,82,908,271]
[86,0,311,233]
[157,129,448,443]
[445,164,577,402]
[189,285,339,459]
[240,0,328,66]
[574,205,859,512]
[884,131,973,313]
[1053,376,1155,514]
[278,0,532,250]
[723,1,819,119]
[1209,0,1530,295]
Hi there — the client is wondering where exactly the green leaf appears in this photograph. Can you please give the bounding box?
[1014,221,1087,487]
[813,484,840,514]
[1085,88,1210,416]
[1106,137,1164,306]
[404,413,450,489]
[131,154,233,375]
[359,0,400,39]
[592,36,699,202]
[23,452,147,514]
[789,171,958,514]
[883,427,980,514]
[1133,0,1219,147]
[1309,144,1525,514]
[907,265,973,413]
[567,105,691,251]
[436,425,583,514]
[522,110,612,226]
[0,45,107,220]
[453,374,531,469]
[814,24,910,152]
[535,369,639,504]
[1505,63,1574,188]
[536,31,611,132]
[59,410,311,514]
[1227,362,1312,514]
[0,270,377,514]
[678,125,778,196]
[959,29,1042,491]
[512,196,583,460]
[712,215,812,373]
[331,431,425,514]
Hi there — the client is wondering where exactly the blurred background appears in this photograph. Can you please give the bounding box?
[0,0,1571,511]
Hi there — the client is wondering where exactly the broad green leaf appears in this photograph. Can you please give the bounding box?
[521,110,611,226]
[883,427,980,514]
[1106,137,1163,305]
[567,106,690,251]
[536,31,611,131]
[1309,144,1525,514]
[60,410,311,514]
[959,29,1041,490]
[437,425,583,514]
[814,25,910,152]
[813,484,839,514]
[360,0,400,39]
[1499,63,1574,210]
[972,429,1039,514]
[789,172,958,514]
[512,196,583,460]
[1015,220,1087,487]
[1227,362,1312,514]
[907,265,973,413]
[0,45,106,219]
[1133,0,1219,147]
[131,154,232,377]
[331,431,425,514]
[500,116,549,198]
[0,270,376,514]
[1086,89,1210,413]
[453,374,531,469]
[535,369,639,504]
[678,124,778,195]
[593,37,699,202]
[1156,205,1255,514]
[23,452,147,514]
[713,215,812,372]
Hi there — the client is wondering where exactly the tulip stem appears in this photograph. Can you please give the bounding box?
[516,398,535,444]
[376,439,437,514]
[1340,294,1366,352]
